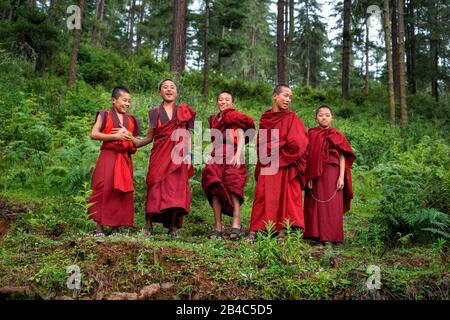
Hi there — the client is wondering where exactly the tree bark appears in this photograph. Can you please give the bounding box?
[202,0,210,101]
[306,61,311,86]
[286,0,295,58]
[277,0,287,84]
[391,0,400,100]
[365,18,370,96]
[90,0,105,47]
[405,0,416,94]
[170,0,187,79]
[136,0,146,54]
[397,0,408,128]
[68,0,85,88]
[429,1,439,101]
[27,0,35,9]
[128,0,137,56]
[50,0,58,16]
[342,0,351,100]
[249,23,257,82]
[384,0,396,125]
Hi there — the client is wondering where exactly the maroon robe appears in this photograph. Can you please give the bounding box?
[146,103,195,229]
[201,108,255,216]
[88,109,140,227]
[249,109,309,232]
[303,127,356,243]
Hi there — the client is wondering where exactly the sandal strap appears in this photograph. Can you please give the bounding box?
[230,227,243,235]
[209,230,223,238]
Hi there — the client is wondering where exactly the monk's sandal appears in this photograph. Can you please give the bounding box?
[229,228,243,241]
[209,230,223,240]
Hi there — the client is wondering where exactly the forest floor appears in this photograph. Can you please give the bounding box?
[0,189,448,300]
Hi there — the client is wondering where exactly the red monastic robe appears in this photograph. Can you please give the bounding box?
[249,109,309,232]
[201,108,255,216]
[303,127,356,243]
[88,109,140,227]
[146,103,195,229]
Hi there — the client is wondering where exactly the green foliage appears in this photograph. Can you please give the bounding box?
[369,136,450,246]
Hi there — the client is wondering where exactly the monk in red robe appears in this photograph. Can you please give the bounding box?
[304,105,356,244]
[133,79,195,237]
[247,85,309,241]
[88,86,141,237]
[202,91,255,240]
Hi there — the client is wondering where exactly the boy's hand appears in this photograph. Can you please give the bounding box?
[205,154,213,165]
[111,126,132,141]
[182,152,192,165]
[337,176,344,190]
[307,180,313,189]
[230,154,241,168]
[113,131,132,141]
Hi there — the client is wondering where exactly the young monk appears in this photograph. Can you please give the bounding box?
[88,86,141,237]
[132,79,195,237]
[202,91,255,240]
[247,84,309,241]
[303,105,356,244]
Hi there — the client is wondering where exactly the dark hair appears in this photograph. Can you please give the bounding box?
[112,86,130,99]
[273,84,290,95]
[159,78,176,91]
[315,104,334,116]
[217,91,234,102]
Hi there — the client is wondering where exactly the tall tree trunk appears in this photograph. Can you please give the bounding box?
[68,0,85,88]
[429,1,439,102]
[384,0,396,125]
[218,25,225,73]
[277,0,287,84]
[365,18,370,96]
[342,0,351,100]
[397,0,408,128]
[249,24,257,82]
[171,0,187,79]
[405,0,416,94]
[136,0,146,54]
[90,0,101,46]
[285,0,294,58]
[128,0,137,56]
[306,61,311,86]
[202,0,210,102]
[50,0,58,16]
[27,0,35,9]
[391,0,400,100]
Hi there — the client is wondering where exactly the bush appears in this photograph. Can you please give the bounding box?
[369,136,450,245]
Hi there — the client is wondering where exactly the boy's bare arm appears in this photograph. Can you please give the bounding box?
[132,127,154,148]
[231,128,245,168]
[90,114,131,142]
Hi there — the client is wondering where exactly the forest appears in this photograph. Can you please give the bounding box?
[0,0,448,300]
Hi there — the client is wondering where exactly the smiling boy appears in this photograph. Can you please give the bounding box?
[88,86,141,237]
[247,84,309,241]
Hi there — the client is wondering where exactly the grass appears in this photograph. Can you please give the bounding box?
[0,173,448,300]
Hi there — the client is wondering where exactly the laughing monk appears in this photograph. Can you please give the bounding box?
[247,84,309,241]
[202,91,255,240]
[132,79,195,237]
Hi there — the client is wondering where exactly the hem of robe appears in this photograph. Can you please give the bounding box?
[202,163,247,217]
[145,166,191,229]
[303,159,344,243]
[206,184,244,217]
[146,209,187,229]
[88,149,135,227]
[249,165,305,232]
